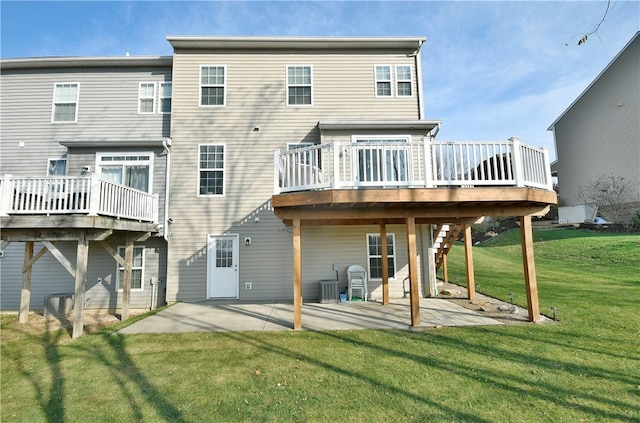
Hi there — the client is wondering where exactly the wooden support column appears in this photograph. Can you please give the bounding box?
[19,241,34,323]
[520,215,541,322]
[380,222,389,305]
[463,224,476,302]
[406,216,420,326]
[122,236,134,321]
[72,232,89,339]
[293,218,302,330]
[442,254,449,283]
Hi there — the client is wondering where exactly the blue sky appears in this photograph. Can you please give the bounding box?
[1,1,638,160]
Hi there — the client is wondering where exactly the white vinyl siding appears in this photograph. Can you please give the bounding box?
[116,246,145,291]
[51,82,79,122]
[375,65,392,97]
[198,144,225,196]
[200,65,226,106]
[367,233,396,280]
[287,65,313,106]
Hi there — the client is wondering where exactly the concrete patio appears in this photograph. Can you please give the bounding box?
[116,298,503,334]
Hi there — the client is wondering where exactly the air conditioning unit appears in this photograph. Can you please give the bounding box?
[43,293,74,317]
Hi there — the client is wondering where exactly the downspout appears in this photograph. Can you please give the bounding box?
[415,39,425,120]
[162,138,172,241]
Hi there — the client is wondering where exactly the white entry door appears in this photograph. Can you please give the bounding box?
[207,234,239,298]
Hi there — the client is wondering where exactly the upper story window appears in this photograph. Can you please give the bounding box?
[287,65,313,106]
[97,153,153,193]
[47,158,67,176]
[52,83,79,123]
[138,83,156,113]
[375,65,392,97]
[198,144,225,196]
[374,65,413,97]
[159,82,172,113]
[396,65,413,97]
[200,65,226,106]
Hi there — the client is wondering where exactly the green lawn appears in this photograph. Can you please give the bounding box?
[2,229,639,422]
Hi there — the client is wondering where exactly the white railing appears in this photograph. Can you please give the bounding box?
[0,174,158,223]
[275,138,553,193]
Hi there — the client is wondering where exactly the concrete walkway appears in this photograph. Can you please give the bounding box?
[116,298,502,334]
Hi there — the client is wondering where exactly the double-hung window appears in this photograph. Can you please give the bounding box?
[375,65,392,97]
[97,153,153,193]
[138,82,156,113]
[396,65,413,96]
[367,233,396,279]
[159,82,172,113]
[200,65,226,106]
[198,144,225,196]
[116,246,145,290]
[52,83,79,122]
[47,158,67,176]
[287,65,312,105]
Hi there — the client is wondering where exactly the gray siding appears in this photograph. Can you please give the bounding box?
[554,35,640,209]
[167,48,427,302]
[0,61,171,311]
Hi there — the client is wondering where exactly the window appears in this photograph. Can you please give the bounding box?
[159,82,172,113]
[199,144,225,196]
[367,233,396,279]
[116,246,145,290]
[52,83,79,122]
[354,136,410,183]
[138,83,156,114]
[287,65,312,105]
[47,158,67,176]
[200,66,226,106]
[375,65,392,97]
[396,65,412,96]
[97,153,153,193]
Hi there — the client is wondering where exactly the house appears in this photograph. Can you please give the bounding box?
[1,36,557,336]
[549,31,640,223]
[0,56,172,337]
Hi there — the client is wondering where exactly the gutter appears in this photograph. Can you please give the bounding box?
[162,138,172,242]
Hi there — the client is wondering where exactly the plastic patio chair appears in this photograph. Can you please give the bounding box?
[347,264,368,301]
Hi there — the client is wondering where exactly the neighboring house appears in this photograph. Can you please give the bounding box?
[1,36,557,336]
[549,31,640,223]
[0,56,172,335]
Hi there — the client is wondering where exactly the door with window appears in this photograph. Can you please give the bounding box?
[207,234,239,298]
[354,137,410,185]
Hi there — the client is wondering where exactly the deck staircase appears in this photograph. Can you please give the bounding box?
[433,223,464,273]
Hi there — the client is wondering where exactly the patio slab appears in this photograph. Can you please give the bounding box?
[116,298,502,334]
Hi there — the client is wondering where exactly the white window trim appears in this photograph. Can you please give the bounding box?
[374,65,392,98]
[95,151,154,193]
[199,65,227,107]
[159,82,172,114]
[116,245,145,291]
[366,233,397,280]
[138,82,157,114]
[286,65,313,107]
[51,82,80,123]
[197,143,226,197]
[395,65,413,97]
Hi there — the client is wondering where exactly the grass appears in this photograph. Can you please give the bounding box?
[2,228,639,422]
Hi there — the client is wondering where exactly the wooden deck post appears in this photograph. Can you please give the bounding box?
[121,236,134,321]
[72,232,89,339]
[19,241,34,323]
[520,215,541,322]
[293,218,302,330]
[442,254,449,283]
[380,223,389,305]
[464,224,476,301]
[406,216,420,326]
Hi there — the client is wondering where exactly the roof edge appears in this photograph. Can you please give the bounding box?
[1,56,173,70]
[318,120,441,131]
